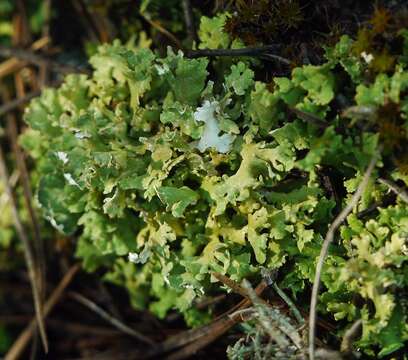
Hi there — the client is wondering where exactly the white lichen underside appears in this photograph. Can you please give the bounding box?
[194,100,233,153]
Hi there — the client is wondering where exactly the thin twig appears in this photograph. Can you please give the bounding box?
[97,283,124,322]
[0,170,19,209]
[145,281,267,359]
[140,13,183,49]
[245,280,304,350]
[0,90,41,117]
[2,87,46,309]
[356,200,383,219]
[13,0,31,47]
[227,307,256,322]
[164,316,240,360]
[213,272,275,312]
[163,311,243,360]
[0,36,50,79]
[71,0,102,43]
[340,319,362,354]
[260,53,292,65]
[196,294,226,310]
[378,177,408,204]
[308,151,379,360]
[213,272,249,298]
[5,264,80,360]
[185,45,289,64]
[68,292,155,346]
[0,45,90,75]
[314,348,344,360]
[288,107,328,128]
[47,320,120,336]
[42,0,51,40]
[181,0,196,46]
[164,282,268,360]
[272,283,304,325]
[5,89,46,360]
[242,280,290,349]
[0,145,48,354]
[39,0,52,86]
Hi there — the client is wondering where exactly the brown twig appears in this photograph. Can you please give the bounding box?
[5,264,80,360]
[4,84,46,360]
[0,145,48,354]
[38,0,52,86]
[164,314,240,360]
[196,294,226,310]
[0,45,90,75]
[2,87,46,309]
[0,37,50,79]
[308,151,379,360]
[140,13,183,49]
[165,283,268,360]
[9,20,46,360]
[68,291,155,346]
[213,272,249,298]
[47,320,120,336]
[0,90,41,117]
[181,0,196,46]
[144,281,267,360]
[146,316,237,359]
[13,0,32,46]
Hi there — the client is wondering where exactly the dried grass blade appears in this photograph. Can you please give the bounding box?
[0,145,48,353]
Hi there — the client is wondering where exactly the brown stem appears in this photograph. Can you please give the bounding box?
[5,264,80,360]
[182,0,196,46]
[0,90,41,117]
[68,291,155,346]
[2,87,46,310]
[0,45,90,75]
[0,145,48,354]
[144,281,267,359]
[0,37,50,79]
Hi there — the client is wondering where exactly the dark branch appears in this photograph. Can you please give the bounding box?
[185,45,289,64]
[378,177,408,204]
[69,292,155,345]
[288,107,328,128]
[0,90,41,118]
